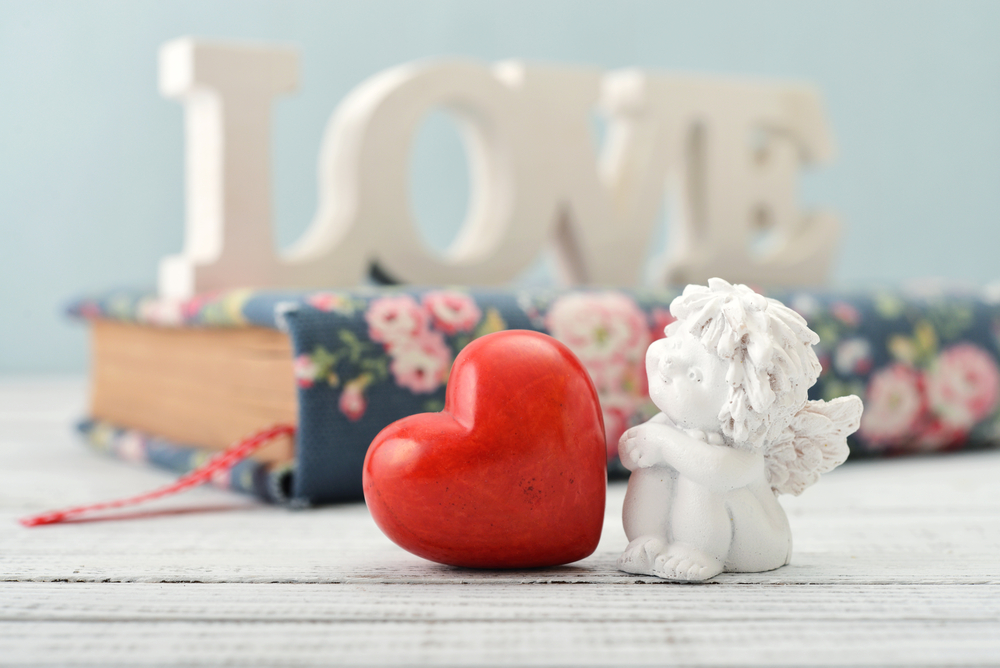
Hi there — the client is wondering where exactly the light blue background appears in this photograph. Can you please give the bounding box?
[2,0,1000,373]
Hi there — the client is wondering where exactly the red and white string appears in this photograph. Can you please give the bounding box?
[19,424,295,527]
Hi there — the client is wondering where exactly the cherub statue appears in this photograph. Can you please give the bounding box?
[618,278,863,581]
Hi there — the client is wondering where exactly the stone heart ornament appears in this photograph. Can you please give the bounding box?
[363,330,607,568]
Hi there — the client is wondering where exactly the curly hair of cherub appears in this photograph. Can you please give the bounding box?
[668,278,863,495]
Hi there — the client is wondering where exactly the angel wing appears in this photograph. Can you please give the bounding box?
[764,396,863,496]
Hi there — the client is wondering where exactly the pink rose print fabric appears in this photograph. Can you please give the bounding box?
[290,289,501,428]
[926,344,1000,430]
[422,291,482,335]
[365,295,428,346]
[545,292,662,460]
[338,381,368,422]
[367,294,470,395]
[294,353,322,389]
[388,331,452,394]
[859,364,925,444]
[859,342,1000,452]
[68,284,1000,507]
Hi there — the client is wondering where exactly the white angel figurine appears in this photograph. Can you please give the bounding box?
[618,278,863,581]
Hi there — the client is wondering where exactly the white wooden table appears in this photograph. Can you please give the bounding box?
[2,378,999,667]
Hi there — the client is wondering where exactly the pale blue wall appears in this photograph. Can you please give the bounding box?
[2,0,1000,372]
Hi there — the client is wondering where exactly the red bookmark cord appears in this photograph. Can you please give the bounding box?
[19,424,295,527]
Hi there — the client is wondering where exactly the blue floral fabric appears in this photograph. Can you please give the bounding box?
[69,284,1000,504]
[77,418,293,503]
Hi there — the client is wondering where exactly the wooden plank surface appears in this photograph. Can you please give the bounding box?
[1,378,999,666]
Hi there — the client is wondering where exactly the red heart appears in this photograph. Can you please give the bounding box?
[363,330,607,568]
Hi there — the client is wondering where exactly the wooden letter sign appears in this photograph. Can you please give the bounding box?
[158,38,839,298]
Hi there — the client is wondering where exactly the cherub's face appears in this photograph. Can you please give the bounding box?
[646,327,730,434]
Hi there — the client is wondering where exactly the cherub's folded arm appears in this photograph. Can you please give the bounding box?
[621,422,763,491]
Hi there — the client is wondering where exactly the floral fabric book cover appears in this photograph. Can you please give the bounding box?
[71,285,1000,505]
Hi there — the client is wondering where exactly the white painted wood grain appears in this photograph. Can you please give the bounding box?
[2,377,999,666]
[1,583,998,666]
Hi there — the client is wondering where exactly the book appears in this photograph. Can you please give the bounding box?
[90,319,296,464]
[70,285,1000,505]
